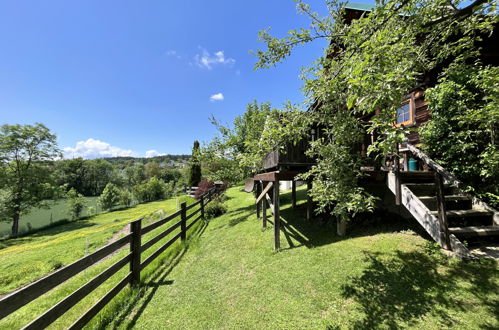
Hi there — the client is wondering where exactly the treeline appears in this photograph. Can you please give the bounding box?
[54,158,188,197]
[102,155,190,167]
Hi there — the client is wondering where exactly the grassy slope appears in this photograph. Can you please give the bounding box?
[105,186,499,329]
[0,195,192,295]
[0,197,100,237]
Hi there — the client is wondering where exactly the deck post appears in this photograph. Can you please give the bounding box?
[292,180,296,208]
[262,185,267,229]
[274,179,280,250]
[306,180,312,221]
[394,151,401,206]
[200,195,205,219]
[130,219,142,287]
[256,181,261,219]
[435,172,451,250]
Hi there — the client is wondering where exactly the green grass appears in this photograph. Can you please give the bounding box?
[0,195,194,295]
[0,197,101,237]
[0,193,202,329]
[99,186,498,329]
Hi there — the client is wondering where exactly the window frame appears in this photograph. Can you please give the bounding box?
[395,95,416,127]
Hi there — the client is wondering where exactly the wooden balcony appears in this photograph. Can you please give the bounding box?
[262,139,315,171]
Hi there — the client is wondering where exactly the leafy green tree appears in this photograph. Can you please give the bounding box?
[251,0,496,220]
[67,188,86,220]
[203,101,272,183]
[0,123,61,236]
[124,164,145,187]
[188,141,202,186]
[144,161,161,180]
[420,62,499,206]
[133,177,171,203]
[119,189,133,208]
[98,183,121,211]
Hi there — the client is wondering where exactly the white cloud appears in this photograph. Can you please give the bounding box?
[210,93,224,102]
[63,138,134,159]
[165,50,181,59]
[194,49,235,69]
[145,150,165,158]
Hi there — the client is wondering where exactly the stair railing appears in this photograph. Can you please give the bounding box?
[404,143,452,249]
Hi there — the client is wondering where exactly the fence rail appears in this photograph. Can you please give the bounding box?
[0,186,221,329]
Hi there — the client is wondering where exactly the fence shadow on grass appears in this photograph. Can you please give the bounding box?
[341,250,499,329]
[109,219,210,330]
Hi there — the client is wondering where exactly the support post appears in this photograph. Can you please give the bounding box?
[306,180,312,221]
[292,180,296,208]
[274,179,280,250]
[200,195,205,219]
[337,215,347,236]
[256,181,262,219]
[130,219,142,287]
[262,186,267,229]
[394,152,401,206]
[435,172,451,250]
[180,202,187,241]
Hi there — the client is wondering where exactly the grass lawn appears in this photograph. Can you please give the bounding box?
[0,197,101,237]
[0,195,193,295]
[102,186,499,329]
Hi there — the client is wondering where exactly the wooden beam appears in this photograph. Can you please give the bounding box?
[292,180,296,208]
[255,182,274,204]
[253,171,302,182]
[265,193,275,214]
[256,181,261,218]
[306,180,312,221]
[435,172,451,250]
[274,179,280,250]
[262,188,267,228]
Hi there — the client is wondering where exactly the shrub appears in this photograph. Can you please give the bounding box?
[98,183,121,211]
[133,177,172,204]
[120,189,133,208]
[194,179,214,199]
[67,188,86,219]
[205,197,227,219]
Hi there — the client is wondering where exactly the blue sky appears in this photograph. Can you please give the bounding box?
[0,0,373,158]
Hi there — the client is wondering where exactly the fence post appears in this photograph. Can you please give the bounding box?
[394,150,401,206]
[435,172,451,250]
[130,219,142,287]
[200,195,205,219]
[180,202,187,241]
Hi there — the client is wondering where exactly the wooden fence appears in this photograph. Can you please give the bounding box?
[0,187,220,329]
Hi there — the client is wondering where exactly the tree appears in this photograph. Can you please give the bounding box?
[67,188,86,220]
[98,183,121,211]
[124,164,145,187]
[188,141,202,187]
[144,161,161,180]
[119,189,133,208]
[0,123,61,236]
[203,101,272,183]
[251,0,496,220]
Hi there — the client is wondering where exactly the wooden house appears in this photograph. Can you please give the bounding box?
[252,3,499,256]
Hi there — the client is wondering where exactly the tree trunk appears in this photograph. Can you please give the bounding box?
[337,215,347,236]
[12,210,20,237]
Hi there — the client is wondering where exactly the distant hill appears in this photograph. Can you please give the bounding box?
[102,154,191,166]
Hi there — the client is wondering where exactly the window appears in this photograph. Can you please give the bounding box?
[395,97,415,126]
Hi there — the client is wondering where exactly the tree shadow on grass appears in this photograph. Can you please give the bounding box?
[341,250,499,329]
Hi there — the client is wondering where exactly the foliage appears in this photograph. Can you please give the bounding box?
[251,0,497,219]
[66,188,87,220]
[188,141,202,186]
[203,101,272,183]
[204,196,227,219]
[420,62,499,207]
[119,189,133,208]
[133,177,174,203]
[124,164,145,187]
[144,161,161,180]
[0,123,61,235]
[194,179,215,199]
[98,183,121,211]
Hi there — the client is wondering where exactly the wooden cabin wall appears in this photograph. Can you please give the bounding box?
[406,90,430,145]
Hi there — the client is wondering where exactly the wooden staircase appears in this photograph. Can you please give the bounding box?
[387,145,499,258]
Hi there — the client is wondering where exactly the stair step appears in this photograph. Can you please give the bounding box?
[419,195,470,202]
[431,209,494,218]
[449,226,499,238]
[419,195,472,211]
[406,183,459,196]
[400,171,435,183]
